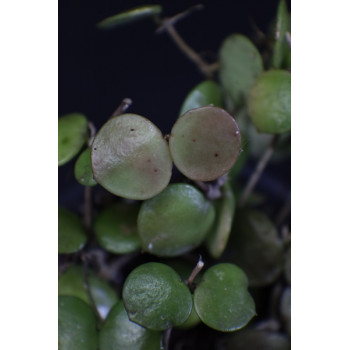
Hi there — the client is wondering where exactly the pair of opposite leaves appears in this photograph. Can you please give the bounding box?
[91,105,242,200]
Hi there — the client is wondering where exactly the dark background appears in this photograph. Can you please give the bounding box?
[59,0,291,211]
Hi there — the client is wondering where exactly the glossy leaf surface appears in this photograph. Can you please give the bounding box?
[205,182,235,258]
[225,329,290,350]
[164,260,202,329]
[91,114,172,200]
[58,265,119,319]
[176,295,201,329]
[99,301,162,350]
[225,209,284,287]
[97,5,162,29]
[94,203,141,254]
[122,262,192,330]
[58,296,98,350]
[74,147,97,186]
[58,207,87,254]
[58,113,88,166]
[248,70,291,134]
[179,80,224,116]
[272,0,290,69]
[169,106,241,181]
[194,263,255,332]
[138,183,215,257]
[219,34,263,109]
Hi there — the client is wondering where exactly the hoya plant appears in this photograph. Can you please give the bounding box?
[58,1,291,349]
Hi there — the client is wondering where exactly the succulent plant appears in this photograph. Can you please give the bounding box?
[58,1,291,349]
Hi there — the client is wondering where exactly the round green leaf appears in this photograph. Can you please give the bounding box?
[176,295,201,329]
[205,182,235,259]
[224,329,290,350]
[99,301,162,350]
[248,70,291,134]
[194,263,255,332]
[97,5,162,29]
[179,80,224,116]
[169,106,241,181]
[225,209,284,287]
[122,262,193,330]
[219,34,263,109]
[58,265,119,319]
[58,207,87,254]
[138,183,215,257]
[58,296,98,350]
[91,114,172,200]
[272,0,290,69]
[94,203,141,254]
[58,113,88,166]
[74,148,97,186]
[164,260,202,329]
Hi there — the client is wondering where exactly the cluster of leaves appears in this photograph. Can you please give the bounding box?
[58,1,291,349]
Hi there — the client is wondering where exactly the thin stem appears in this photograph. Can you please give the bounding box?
[109,97,132,119]
[163,25,214,78]
[83,186,92,232]
[239,135,278,207]
[157,4,204,29]
[163,327,173,350]
[156,5,218,78]
[275,197,291,227]
[186,255,204,291]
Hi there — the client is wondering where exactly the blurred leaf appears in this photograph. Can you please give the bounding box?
[179,80,224,116]
[58,207,87,254]
[58,113,88,166]
[248,70,291,134]
[284,247,291,285]
[272,0,290,69]
[194,263,255,331]
[99,301,162,350]
[97,5,162,29]
[224,209,284,287]
[280,288,291,337]
[123,262,193,330]
[219,34,263,110]
[58,296,98,350]
[164,260,202,329]
[206,182,235,259]
[94,203,141,254]
[58,265,119,320]
[74,147,97,187]
[224,328,290,350]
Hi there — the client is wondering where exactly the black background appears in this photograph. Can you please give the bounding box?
[59,0,291,210]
